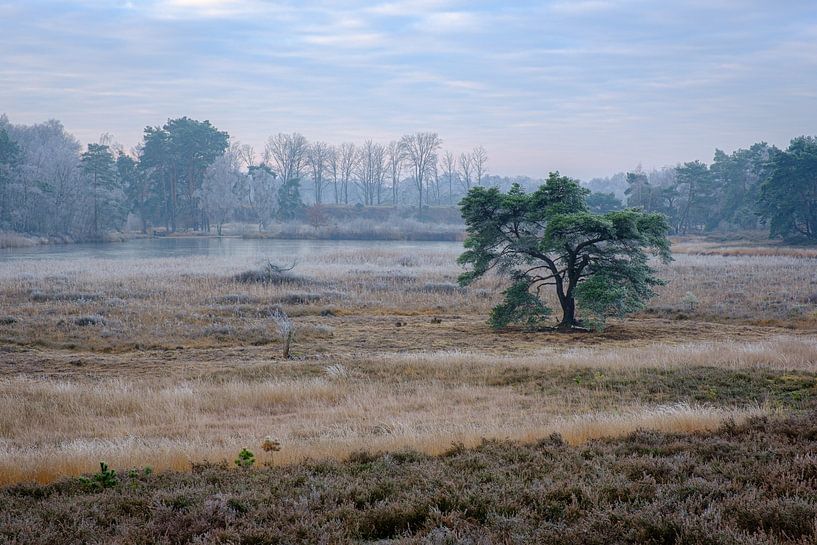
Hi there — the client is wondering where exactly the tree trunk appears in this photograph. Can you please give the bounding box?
[558,296,577,330]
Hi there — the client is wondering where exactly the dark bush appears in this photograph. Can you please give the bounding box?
[74,315,105,326]
[232,268,311,286]
[273,292,321,305]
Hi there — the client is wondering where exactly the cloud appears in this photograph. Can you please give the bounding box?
[1,1,817,178]
[368,0,455,17]
[418,11,481,32]
[549,0,621,15]
[302,32,386,47]
[143,0,268,19]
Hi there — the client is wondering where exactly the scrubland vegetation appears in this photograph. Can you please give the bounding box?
[4,414,817,544]
[2,240,817,542]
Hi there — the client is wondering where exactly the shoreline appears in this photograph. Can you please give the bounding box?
[0,227,466,249]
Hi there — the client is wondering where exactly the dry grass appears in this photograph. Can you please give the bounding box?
[382,336,817,374]
[673,238,817,258]
[2,245,817,353]
[0,366,764,485]
[0,334,812,485]
[1,242,817,486]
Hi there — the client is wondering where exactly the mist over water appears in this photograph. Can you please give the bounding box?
[0,237,460,262]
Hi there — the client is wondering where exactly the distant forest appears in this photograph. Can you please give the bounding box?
[1,114,815,243]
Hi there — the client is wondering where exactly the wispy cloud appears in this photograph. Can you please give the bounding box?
[1,0,816,178]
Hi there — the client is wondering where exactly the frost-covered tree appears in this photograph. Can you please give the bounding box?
[247,164,278,230]
[200,144,246,235]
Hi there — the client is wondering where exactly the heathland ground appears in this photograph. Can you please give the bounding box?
[1,238,817,543]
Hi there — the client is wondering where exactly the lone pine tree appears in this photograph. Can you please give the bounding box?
[458,172,671,330]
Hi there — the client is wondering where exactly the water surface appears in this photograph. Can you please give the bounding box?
[0,237,461,262]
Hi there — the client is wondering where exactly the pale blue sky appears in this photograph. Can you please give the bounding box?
[1,0,816,178]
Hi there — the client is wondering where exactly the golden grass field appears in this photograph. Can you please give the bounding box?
[1,239,817,485]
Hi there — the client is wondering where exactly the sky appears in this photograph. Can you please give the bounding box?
[1,0,816,179]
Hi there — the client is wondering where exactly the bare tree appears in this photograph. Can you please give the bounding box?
[264,133,308,183]
[471,145,488,187]
[399,132,441,212]
[307,141,331,204]
[270,309,294,359]
[327,145,339,204]
[337,142,359,205]
[356,140,386,205]
[441,151,457,204]
[238,144,256,168]
[386,140,404,206]
[459,152,473,192]
[429,161,440,205]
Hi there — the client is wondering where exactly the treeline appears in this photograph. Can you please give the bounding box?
[0,115,492,238]
[585,138,817,243]
[1,113,816,243]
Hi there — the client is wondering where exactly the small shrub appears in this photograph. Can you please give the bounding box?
[30,290,103,303]
[682,291,700,312]
[324,363,348,378]
[233,261,310,285]
[28,289,46,302]
[261,436,281,465]
[274,292,321,305]
[234,448,255,468]
[419,282,465,295]
[397,255,418,267]
[316,324,334,336]
[261,437,281,453]
[0,316,17,324]
[74,315,105,327]
[215,293,256,305]
[78,461,118,491]
[203,324,235,337]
